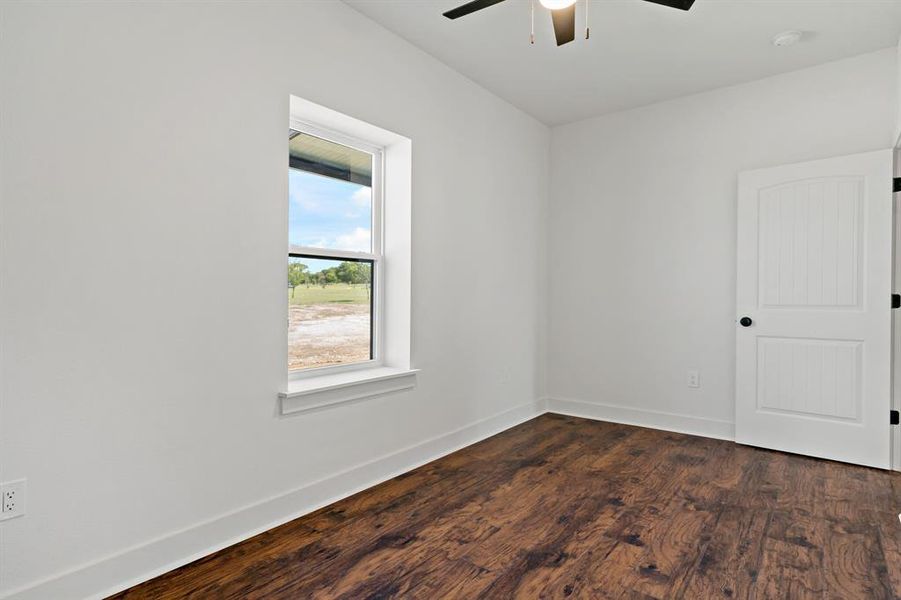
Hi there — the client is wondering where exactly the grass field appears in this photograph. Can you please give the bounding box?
[288,283,370,306]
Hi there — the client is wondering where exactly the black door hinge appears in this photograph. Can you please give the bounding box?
[894,177,901,193]
[892,294,900,309]
[892,410,900,425]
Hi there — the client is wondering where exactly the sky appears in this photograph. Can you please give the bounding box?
[289,168,372,273]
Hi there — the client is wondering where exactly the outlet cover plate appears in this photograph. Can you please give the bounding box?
[687,370,700,388]
[1,479,26,521]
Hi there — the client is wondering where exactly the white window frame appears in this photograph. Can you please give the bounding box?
[280,95,415,416]
[288,119,385,381]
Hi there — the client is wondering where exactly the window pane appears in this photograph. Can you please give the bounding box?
[289,132,372,253]
[288,256,373,370]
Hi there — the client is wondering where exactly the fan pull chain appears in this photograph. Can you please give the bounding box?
[585,0,590,39]
[530,0,535,44]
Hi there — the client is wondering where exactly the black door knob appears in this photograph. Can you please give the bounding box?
[739,317,753,327]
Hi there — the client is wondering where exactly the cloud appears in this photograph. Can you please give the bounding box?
[351,187,371,207]
[288,180,322,213]
[289,187,321,212]
[342,187,372,218]
[334,227,371,253]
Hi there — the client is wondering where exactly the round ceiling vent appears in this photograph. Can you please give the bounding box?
[772,30,804,47]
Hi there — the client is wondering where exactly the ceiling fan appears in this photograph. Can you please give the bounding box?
[443,0,696,47]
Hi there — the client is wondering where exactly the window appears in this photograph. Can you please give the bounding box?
[288,127,382,374]
[280,95,413,415]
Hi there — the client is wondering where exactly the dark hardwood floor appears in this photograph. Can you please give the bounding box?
[111,414,901,599]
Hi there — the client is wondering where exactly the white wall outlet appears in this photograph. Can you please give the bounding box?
[687,370,700,388]
[1,479,26,521]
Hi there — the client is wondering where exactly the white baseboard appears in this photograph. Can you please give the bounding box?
[2,400,545,600]
[546,396,735,441]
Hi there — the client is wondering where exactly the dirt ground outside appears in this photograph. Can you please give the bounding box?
[289,303,371,370]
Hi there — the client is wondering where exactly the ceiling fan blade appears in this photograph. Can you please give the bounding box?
[642,0,696,10]
[443,0,506,19]
[550,5,575,46]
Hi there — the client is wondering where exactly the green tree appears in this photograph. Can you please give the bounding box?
[287,262,308,298]
[336,261,372,286]
[335,262,352,285]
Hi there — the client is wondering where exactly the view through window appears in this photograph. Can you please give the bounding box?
[288,130,378,371]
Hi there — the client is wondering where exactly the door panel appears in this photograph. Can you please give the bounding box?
[735,150,893,468]
[758,178,863,309]
[757,337,861,421]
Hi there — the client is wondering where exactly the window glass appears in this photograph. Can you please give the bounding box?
[288,133,372,252]
[288,256,372,370]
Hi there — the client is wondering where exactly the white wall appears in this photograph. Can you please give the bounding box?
[547,48,897,435]
[0,1,548,596]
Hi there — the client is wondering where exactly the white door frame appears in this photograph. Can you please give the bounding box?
[887,125,901,471]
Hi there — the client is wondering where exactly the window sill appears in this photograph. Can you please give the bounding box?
[279,367,419,416]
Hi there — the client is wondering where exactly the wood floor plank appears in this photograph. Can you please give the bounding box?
[875,517,901,598]
[755,510,827,599]
[109,414,901,600]
[822,520,892,599]
[679,506,771,600]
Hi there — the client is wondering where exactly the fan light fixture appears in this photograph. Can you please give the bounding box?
[442,0,696,47]
[539,0,577,8]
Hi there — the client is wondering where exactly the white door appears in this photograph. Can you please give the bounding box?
[735,150,894,469]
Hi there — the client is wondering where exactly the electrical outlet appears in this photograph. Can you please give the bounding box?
[1,479,26,521]
[687,370,700,388]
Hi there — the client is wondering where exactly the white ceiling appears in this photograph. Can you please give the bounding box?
[344,0,901,125]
